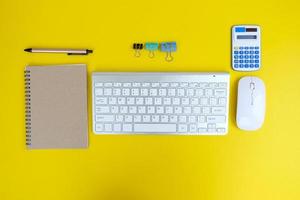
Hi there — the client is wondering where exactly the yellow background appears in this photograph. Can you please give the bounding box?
[0,0,300,199]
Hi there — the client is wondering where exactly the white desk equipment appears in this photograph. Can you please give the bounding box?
[92,72,230,135]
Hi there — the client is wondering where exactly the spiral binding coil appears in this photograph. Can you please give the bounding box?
[24,70,32,146]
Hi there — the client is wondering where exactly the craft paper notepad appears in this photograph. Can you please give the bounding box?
[24,64,88,149]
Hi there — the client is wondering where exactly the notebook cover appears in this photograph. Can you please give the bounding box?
[24,64,88,149]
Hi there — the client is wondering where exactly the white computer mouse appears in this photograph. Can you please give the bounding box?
[236,76,266,131]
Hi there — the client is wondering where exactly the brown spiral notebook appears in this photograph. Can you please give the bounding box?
[24,64,88,149]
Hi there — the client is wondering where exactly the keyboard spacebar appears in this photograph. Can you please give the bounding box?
[134,124,177,133]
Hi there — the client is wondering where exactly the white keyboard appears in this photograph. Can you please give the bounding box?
[92,72,230,135]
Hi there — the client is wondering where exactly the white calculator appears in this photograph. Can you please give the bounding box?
[232,25,261,71]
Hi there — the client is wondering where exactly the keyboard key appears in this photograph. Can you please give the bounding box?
[96,115,114,122]
[168,89,176,96]
[182,98,189,105]
[141,88,148,96]
[212,107,226,114]
[111,106,119,113]
[104,88,112,96]
[116,115,124,122]
[178,124,188,132]
[123,83,131,87]
[109,97,117,105]
[151,115,160,122]
[95,88,103,96]
[189,124,197,132]
[95,106,110,113]
[170,115,178,122]
[123,124,133,132]
[104,124,113,131]
[188,116,196,123]
[142,115,151,122]
[129,106,137,114]
[165,106,173,114]
[134,115,142,122]
[95,97,108,105]
[127,97,135,105]
[113,88,121,96]
[158,89,167,96]
[113,124,122,132]
[206,116,226,123]
[200,98,208,105]
[136,98,144,105]
[95,83,103,87]
[161,115,169,122]
[191,98,199,105]
[135,124,176,133]
[174,106,183,114]
[214,89,226,97]
[163,98,171,105]
[95,124,103,132]
[120,106,128,113]
[179,116,187,123]
[149,89,158,96]
[125,115,133,122]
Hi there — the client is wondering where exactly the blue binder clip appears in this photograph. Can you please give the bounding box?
[161,42,177,62]
[145,42,159,58]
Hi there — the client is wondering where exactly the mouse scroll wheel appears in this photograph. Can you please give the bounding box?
[250,82,255,90]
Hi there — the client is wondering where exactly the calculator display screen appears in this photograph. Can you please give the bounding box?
[237,35,257,39]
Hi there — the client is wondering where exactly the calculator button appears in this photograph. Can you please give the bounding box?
[250,55,254,59]
[239,51,243,54]
[239,47,243,50]
[245,51,249,54]
[245,60,249,63]
[234,64,239,68]
[250,51,254,54]
[239,60,244,63]
[255,55,259,59]
[250,64,254,68]
[250,60,254,63]
[255,64,259,68]
[245,47,249,50]
[255,46,259,49]
[250,46,254,49]
[234,51,239,54]
[245,64,249,68]
[255,60,259,63]
[239,55,243,59]
[234,60,239,63]
[245,55,249,59]
[239,64,244,68]
[234,55,239,59]
[255,51,259,54]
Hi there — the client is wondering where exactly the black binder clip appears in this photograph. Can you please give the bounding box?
[133,43,143,57]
